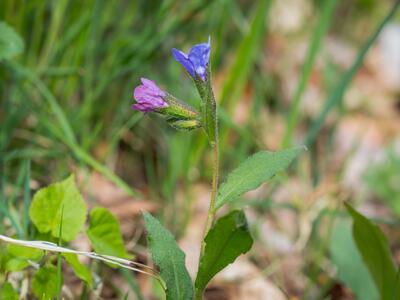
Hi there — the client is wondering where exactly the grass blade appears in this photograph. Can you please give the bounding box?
[304,0,400,146]
[282,0,338,147]
[23,159,30,237]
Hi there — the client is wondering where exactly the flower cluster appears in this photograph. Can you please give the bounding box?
[131,37,212,131]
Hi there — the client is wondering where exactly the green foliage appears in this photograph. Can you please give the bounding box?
[0,282,19,300]
[346,203,400,299]
[7,244,43,260]
[195,210,253,294]
[330,218,378,300]
[0,22,24,60]
[87,207,129,258]
[219,0,271,109]
[32,265,61,300]
[63,253,93,287]
[215,147,304,210]
[5,244,43,272]
[143,212,193,300]
[29,175,87,242]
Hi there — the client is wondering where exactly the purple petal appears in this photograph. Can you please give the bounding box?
[140,78,166,96]
[141,78,158,89]
[172,48,195,78]
[132,78,169,112]
[134,85,152,103]
[188,40,210,81]
[132,103,152,112]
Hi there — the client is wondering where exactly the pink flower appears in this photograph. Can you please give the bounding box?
[132,78,169,112]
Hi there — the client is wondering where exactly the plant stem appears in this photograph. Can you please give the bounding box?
[195,288,204,300]
[196,140,219,300]
[203,142,220,245]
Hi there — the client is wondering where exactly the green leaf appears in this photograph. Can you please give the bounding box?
[195,210,253,294]
[63,253,93,287]
[5,244,43,272]
[143,212,193,300]
[7,244,43,260]
[215,147,304,210]
[330,218,379,300]
[87,207,129,258]
[0,282,19,300]
[5,258,30,272]
[345,203,400,299]
[0,22,24,60]
[32,265,61,300]
[29,175,87,242]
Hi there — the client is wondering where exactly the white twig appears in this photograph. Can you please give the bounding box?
[0,234,159,279]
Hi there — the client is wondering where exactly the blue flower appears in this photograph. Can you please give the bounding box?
[172,37,211,81]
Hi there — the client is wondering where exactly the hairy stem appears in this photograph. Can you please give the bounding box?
[195,288,204,300]
[196,139,219,300]
[203,142,219,244]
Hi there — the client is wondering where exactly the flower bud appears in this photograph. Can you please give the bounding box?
[167,118,201,131]
[132,77,201,131]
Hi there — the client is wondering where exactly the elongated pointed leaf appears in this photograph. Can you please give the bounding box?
[195,210,253,293]
[143,212,193,300]
[330,218,378,300]
[345,203,400,299]
[216,147,304,210]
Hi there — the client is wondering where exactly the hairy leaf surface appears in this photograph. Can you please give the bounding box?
[195,210,253,293]
[216,147,304,209]
[143,212,193,300]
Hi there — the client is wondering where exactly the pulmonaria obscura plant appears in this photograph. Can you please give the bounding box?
[131,37,304,299]
[0,36,303,300]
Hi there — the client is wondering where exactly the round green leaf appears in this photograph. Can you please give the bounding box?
[29,175,87,242]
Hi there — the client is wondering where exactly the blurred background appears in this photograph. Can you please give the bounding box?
[1,0,400,299]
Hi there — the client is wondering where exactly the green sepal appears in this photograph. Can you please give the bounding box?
[159,94,199,120]
[167,118,201,131]
[193,65,217,145]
